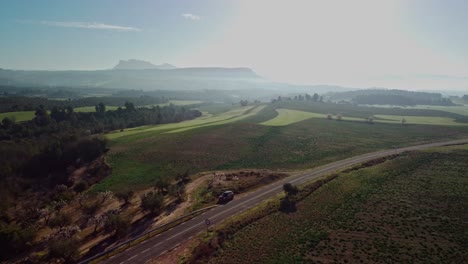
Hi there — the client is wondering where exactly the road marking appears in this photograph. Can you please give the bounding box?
[174,243,181,247]
[152,242,163,248]
[166,223,201,241]
[142,248,151,253]
[127,254,138,261]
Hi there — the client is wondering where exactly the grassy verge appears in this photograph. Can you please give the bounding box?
[189,146,468,263]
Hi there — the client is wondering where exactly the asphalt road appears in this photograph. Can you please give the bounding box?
[100,139,468,264]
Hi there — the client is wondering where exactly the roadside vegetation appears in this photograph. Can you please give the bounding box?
[193,146,468,263]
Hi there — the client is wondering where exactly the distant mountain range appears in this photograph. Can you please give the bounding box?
[113,59,177,70]
[0,60,349,94]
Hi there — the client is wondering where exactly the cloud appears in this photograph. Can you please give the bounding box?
[40,21,141,32]
[181,13,201,21]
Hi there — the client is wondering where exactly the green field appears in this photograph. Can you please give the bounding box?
[0,111,35,122]
[93,102,468,192]
[410,105,468,116]
[375,114,466,126]
[74,106,119,112]
[261,109,365,126]
[106,105,264,141]
[206,146,468,263]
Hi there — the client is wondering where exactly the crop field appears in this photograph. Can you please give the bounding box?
[259,108,467,127]
[95,101,468,192]
[410,105,468,116]
[272,101,468,123]
[74,105,119,112]
[0,111,35,122]
[261,109,365,126]
[375,114,466,126]
[106,105,264,141]
[206,146,468,263]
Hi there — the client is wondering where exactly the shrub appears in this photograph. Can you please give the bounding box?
[140,192,164,215]
[104,213,130,237]
[48,212,72,229]
[48,238,80,262]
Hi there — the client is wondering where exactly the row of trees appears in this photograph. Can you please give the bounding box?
[271,93,323,103]
[0,95,169,113]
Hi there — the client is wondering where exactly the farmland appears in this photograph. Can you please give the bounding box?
[0,111,35,122]
[95,101,468,192]
[204,145,468,263]
[0,100,201,122]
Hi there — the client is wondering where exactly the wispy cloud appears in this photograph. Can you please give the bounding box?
[40,21,141,32]
[181,13,201,21]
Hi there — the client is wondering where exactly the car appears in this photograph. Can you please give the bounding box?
[218,190,234,203]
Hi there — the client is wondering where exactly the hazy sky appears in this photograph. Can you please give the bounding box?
[1,0,468,91]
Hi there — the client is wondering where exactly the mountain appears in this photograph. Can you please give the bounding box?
[0,67,262,90]
[0,66,350,94]
[113,59,177,70]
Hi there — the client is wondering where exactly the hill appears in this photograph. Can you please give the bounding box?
[327,88,455,106]
[113,59,177,70]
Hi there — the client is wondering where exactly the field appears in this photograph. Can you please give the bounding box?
[375,114,466,126]
[0,100,200,122]
[94,102,468,192]
[399,105,468,116]
[0,111,35,122]
[205,146,468,263]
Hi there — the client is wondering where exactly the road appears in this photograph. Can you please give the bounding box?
[99,139,468,264]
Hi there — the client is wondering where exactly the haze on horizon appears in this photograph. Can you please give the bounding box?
[1,0,468,91]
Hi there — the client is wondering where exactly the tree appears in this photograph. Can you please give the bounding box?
[154,178,170,194]
[1,117,14,129]
[367,116,374,124]
[97,190,114,204]
[312,93,320,102]
[48,238,80,262]
[124,101,136,112]
[33,105,51,126]
[88,215,106,233]
[95,102,106,114]
[75,193,88,208]
[168,184,186,202]
[240,100,249,106]
[326,113,333,120]
[140,192,164,215]
[283,183,298,197]
[336,114,342,121]
[48,212,72,229]
[401,117,407,126]
[115,190,134,205]
[104,213,130,237]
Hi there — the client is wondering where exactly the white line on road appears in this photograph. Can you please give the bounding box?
[126,254,139,261]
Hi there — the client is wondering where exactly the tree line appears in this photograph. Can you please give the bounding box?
[0,95,168,113]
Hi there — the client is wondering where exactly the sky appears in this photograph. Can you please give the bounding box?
[1,0,468,91]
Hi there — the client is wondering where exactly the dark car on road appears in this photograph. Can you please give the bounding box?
[218,190,234,203]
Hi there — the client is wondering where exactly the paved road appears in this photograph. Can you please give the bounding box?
[100,139,468,264]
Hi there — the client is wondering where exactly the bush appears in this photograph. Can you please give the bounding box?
[48,238,80,262]
[115,190,134,205]
[0,223,37,260]
[82,201,101,216]
[104,213,130,237]
[140,192,164,215]
[48,213,72,228]
[73,181,88,193]
[283,183,298,196]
